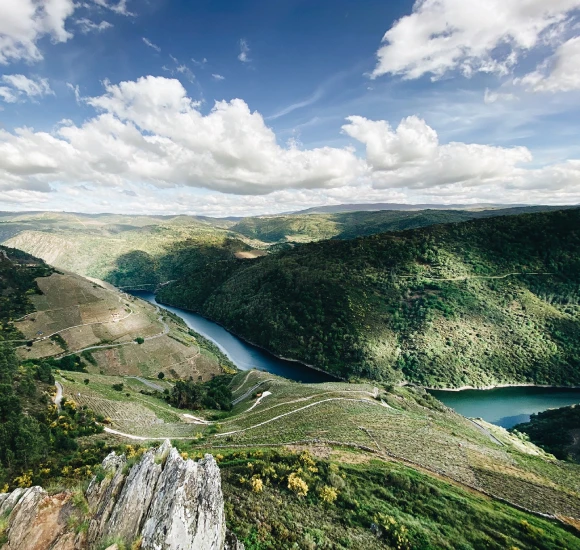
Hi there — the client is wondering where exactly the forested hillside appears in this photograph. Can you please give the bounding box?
[0,247,107,489]
[159,209,580,387]
[231,205,574,243]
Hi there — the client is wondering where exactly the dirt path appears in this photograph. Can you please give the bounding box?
[232,380,275,405]
[217,397,381,437]
[126,376,165,392]
[399,272,552,282]
[54,381,63,410]
[468,418,504,446]
[247,391,272,412]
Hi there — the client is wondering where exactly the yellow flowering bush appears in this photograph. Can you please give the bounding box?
[319,485,338,504]
[288,473,308,497]
[251,476,264,493]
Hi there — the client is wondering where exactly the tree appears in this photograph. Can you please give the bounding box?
[158,372,165,380]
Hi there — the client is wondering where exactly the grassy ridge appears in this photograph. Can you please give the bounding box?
[159,209,580,387]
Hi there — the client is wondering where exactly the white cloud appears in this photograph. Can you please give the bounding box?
[175,63,195,83]
[0,87,18,103]
[67,82,81,103]
[518,36,580,91]
[238,39,250,63]
[142,37,160,52]
[0,76,364,195]
[484,88,518,104]
[212,74,225,81]
[192,57,207,67]
[372,0,580,80]
[1,76,579,210]
[342,115,532,189]
[92,0,133,17]
[0,74,53,103]
[0,0,76,64]
[76,18,113,34]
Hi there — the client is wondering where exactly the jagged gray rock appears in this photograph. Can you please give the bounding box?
[0,441,243,550]
[140,448,226,550]
[85,451,127,544]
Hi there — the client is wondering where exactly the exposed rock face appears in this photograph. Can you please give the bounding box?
[0,441,243,550]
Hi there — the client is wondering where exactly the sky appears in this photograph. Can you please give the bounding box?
[0,0,579,217]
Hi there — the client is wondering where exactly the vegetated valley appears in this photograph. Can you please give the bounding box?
[4,208,579,389]
[1,235,580,548]
[157,208,580,388]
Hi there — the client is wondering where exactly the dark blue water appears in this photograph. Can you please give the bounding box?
[130,291,333,383]
[430,387,580,428]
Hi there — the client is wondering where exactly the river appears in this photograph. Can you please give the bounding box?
[430,386,580,428]
[131,291,580,426]
[130,291,334,383]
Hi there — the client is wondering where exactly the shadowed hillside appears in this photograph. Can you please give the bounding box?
[158,209,580,388]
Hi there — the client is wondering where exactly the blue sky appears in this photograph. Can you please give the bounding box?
[0,0,579,216]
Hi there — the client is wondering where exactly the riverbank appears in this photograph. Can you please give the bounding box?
[155,296,340,379]
[422,382,580,392]
[129,290,337,383]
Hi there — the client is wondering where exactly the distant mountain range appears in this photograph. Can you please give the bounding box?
[292,202,530,214]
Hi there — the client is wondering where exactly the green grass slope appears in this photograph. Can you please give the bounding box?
[159,208,580,388]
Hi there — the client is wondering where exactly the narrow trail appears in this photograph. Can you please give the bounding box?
[246,391,272,412]
[468,418,504,446]
[54,381,63,411]
[232,380,275,405]
[8,294,135,344]
[126,376,165,392]
[51,306,171,359]
[399,272,552,282]
[217,397,381,437]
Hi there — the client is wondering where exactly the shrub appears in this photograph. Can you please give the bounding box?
[288,473,308,497]
[251,476,263,493]
[319,485,338,504]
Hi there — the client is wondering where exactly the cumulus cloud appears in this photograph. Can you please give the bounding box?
[0,76,364,194]
[0,0,76,64]
[371,0,580,80]
[1,76,579,209]
[212,74,225,81]
[342,115,532,189]
[238,39,250,62]
[0,74,53,102]
[517,36,580,91]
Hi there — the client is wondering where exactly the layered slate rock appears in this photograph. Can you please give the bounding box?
[0,441,243,550]
[141,447,226,549]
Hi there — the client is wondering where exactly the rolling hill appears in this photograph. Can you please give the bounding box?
[158,208,580,388]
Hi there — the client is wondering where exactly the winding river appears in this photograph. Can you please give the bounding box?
[132,290,580,428]
[131,291,334,383]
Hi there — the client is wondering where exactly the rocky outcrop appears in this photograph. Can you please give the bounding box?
[0,441,243,550]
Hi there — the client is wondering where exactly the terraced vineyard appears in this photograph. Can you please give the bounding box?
[58,367,580,523]
[14,270,229,380]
